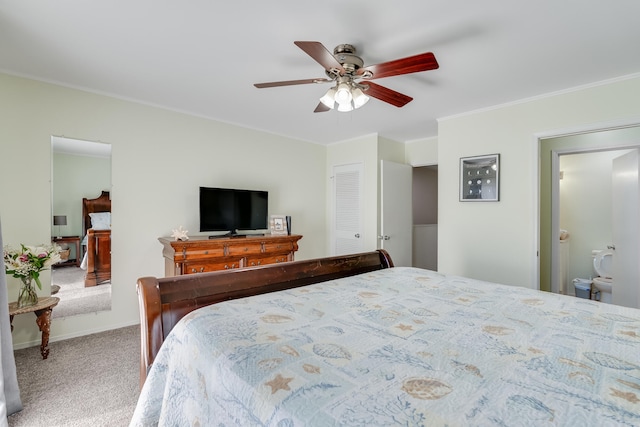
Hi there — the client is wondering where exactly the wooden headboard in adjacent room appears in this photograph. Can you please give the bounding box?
[81,190,111,239]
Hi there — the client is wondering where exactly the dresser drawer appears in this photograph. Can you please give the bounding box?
[225,242,264,256]
[174,245,226,260]
[262,240,294,254]
[246,254,291,267]
[182,258,244,274]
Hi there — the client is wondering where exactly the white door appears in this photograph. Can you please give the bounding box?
[611,149,640,308]
[380,160,412,266]
[332,163,364,255]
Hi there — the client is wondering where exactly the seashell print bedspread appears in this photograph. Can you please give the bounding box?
[130,267,640,426]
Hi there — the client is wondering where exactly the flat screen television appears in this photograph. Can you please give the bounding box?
[199,186,268,235]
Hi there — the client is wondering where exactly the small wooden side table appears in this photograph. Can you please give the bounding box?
[9,297,60,359]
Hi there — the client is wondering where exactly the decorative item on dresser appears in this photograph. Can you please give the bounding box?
[269,215,288,236]
[158,234,302,276]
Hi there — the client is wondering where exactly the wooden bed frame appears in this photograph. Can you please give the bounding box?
[82,191,111,287]
[136,249,394,387]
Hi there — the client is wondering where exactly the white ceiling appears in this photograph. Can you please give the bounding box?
[2,1,640,145]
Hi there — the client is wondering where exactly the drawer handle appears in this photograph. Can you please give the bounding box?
[224,264,229,269]
[191,268,196,273]
[200,267,205,272]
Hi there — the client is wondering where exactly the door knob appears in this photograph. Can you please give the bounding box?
[354,234,360,238]
[607,244,616,250]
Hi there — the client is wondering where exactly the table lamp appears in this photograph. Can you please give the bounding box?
[53,215,67,239]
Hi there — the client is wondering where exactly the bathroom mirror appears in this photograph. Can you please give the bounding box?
[51,136,112,318]
[459,154,500,202]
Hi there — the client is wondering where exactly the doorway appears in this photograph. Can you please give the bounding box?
[558,149,632,295]
[538,124,640,305]
[412,165,438,270]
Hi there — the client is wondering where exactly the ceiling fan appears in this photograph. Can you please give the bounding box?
[254,41,439,113]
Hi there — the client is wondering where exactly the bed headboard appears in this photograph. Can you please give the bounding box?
[82,191,111,237]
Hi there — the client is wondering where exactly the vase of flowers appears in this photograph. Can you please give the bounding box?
[3,244,61,308]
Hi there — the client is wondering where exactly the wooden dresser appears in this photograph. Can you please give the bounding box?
[159,234,302,276]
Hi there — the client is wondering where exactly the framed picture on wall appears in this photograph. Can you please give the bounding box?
[269,215,288,235]
[460,154,500,201]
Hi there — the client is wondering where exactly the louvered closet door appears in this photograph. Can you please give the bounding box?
[332,163,363,255]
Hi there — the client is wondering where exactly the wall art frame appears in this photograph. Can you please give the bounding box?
[460,154,500,202]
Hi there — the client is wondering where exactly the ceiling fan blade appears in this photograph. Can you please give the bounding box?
[362,81,413,107]
[254,78,332,88]
[294,41,345,74]
[358,52,438,80]
[314,102,331,113]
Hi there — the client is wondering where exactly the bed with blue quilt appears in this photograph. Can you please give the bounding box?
[131,250,640,426]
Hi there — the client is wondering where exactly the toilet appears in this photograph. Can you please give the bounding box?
[592,250,613,303]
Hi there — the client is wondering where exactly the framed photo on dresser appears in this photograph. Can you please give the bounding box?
[269,215,287,235]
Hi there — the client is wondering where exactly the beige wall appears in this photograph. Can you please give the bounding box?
[4,70,640,348]
[0,73,327,348]
[406,136,438,166]
[437,75,640,288]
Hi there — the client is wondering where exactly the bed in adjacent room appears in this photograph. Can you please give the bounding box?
[131,250,640,426]
[81,191,111,287]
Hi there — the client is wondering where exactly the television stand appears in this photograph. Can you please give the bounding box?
[159,234,303,276]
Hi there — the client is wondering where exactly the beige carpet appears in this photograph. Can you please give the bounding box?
[51,267,111,318]
[8,325,140,427]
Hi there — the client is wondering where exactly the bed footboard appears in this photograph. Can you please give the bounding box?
[136,249,393,387]
[84,229,111,286]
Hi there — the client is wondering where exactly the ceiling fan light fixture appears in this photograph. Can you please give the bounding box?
[319,87,337,109]
[337,101,354,112]
[334,82,353,106]
[351,86,370,109]
[319,81,369,112]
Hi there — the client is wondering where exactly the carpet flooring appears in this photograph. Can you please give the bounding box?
[7,325,140,427]
[51,267,111,318]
